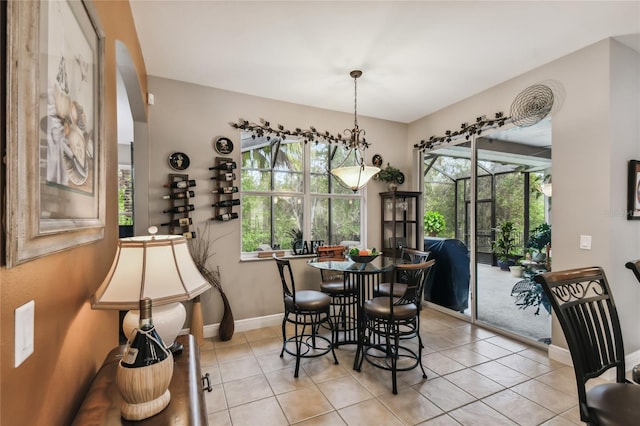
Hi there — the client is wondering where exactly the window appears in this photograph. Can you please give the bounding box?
[240,133,363,252]
[118,166,133,225]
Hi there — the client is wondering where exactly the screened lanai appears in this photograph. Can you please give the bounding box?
[421,119,553,344]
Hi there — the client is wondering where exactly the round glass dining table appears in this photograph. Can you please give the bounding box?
[307,257,395,369]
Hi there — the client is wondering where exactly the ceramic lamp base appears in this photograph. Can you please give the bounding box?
[116,354,174,420]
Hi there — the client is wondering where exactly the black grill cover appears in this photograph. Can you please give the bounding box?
[423,238,470,312]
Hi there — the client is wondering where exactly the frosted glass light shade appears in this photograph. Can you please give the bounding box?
[331,165,380,192]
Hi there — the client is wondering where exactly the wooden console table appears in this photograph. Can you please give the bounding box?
[72,334,209,425]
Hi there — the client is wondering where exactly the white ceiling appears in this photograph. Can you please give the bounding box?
[129,1,640,124]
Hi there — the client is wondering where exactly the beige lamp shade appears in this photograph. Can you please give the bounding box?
[92,235,211,310]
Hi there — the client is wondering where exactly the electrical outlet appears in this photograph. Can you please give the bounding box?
[15,300,35,367]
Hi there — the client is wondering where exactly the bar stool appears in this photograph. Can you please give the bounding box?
[273,255,338,377]
[357,260,435,394]
[376,248,431,297]
[316,246,358,346]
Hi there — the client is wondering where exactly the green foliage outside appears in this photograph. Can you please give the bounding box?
[424,211,446,235]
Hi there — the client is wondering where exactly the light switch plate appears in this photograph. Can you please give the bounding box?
[15,300,35,367]
[579,235,592,250]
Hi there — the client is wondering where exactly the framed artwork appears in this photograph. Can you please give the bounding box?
[5,0,105,267]
[215,137,234,155]
[628,160,640,220]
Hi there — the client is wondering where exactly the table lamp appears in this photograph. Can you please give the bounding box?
[92,229,211,353]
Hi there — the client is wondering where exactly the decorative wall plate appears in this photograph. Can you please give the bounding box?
[168,152,190,170]
[395,172,405,184]
[372,154,383,167]
[215,137,234,155]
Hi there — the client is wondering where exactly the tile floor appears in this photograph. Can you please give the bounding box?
[200,307,598,425]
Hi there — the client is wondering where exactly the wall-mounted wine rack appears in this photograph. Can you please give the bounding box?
[162,173,196,238]
[210,157,239,221]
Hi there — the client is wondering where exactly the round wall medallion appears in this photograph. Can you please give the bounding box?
[168,152,190,170]
[215,137,234,155]
[395,172,405,185]
[372,154,383,167]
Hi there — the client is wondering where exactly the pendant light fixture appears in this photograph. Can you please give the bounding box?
[330,70,380,192]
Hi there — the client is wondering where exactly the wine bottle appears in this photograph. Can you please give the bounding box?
[165,179,196,189]
[120,298,170,368]
[182,231,196,239]
[212,199,240,207]
[212,172,236,181]
[160,217,192,227]
[162,190,195,200]
[213,212,239,221]
[214,186,239,194]
[209,161,237,171]
[162,204,194,214]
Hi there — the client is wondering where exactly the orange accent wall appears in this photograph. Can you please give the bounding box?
[0,1,147,424]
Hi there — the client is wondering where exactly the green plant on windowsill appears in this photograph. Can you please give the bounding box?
[424,211,446,236]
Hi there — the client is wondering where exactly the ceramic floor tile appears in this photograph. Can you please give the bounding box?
[510,379,578,414]
[223,374,274,407]
[276,386,334,424]
[482,389,556,426]
[422,352,467,376]
[535,366,579,397]
[302,355,350,383]
[448,401,517,425]
[228,396,289,426]
[244,326,279,342]
[414,377,476,412]
[249,336,285,356]
[265,367,315,394]
[293,411,348,426]
[417,413,463,425]
[212,332,248,348]
[200,307,582,425]
[444,369,504,399]
[471,361,529,387]
[466,340,513,359]
[440,346,492,367]
[215,341,255,362]
[218,355,263,382]
[378,386,444,425]
[496,353,555,378]
[485,335,532,352]
[338,398,404,426]
[317,375,374,409]
[208,408,232,426]
[204,383,228,413]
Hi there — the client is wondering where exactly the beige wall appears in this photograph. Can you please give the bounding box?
[409,39,640,353]
[146,39,640,358]
[143,76,408,325]
[0,1,147,424]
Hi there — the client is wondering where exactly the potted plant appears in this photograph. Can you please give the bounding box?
[526,222,551,269]
[493,221,519,270]
[374,163,404,191]
[424,211,446,237]
[286,227,303,251]
[509,259,524,277]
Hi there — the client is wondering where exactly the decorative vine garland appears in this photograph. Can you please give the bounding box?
[414,112,509,151]
[229,118,371,149]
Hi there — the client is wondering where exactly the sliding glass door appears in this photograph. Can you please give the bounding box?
[422,119,552,345]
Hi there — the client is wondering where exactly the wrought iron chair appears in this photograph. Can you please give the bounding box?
[376,248,431,297]
[534,267,640,424]
[316,246,358,346]
[357,260,436,394]
[273,255,339,377]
